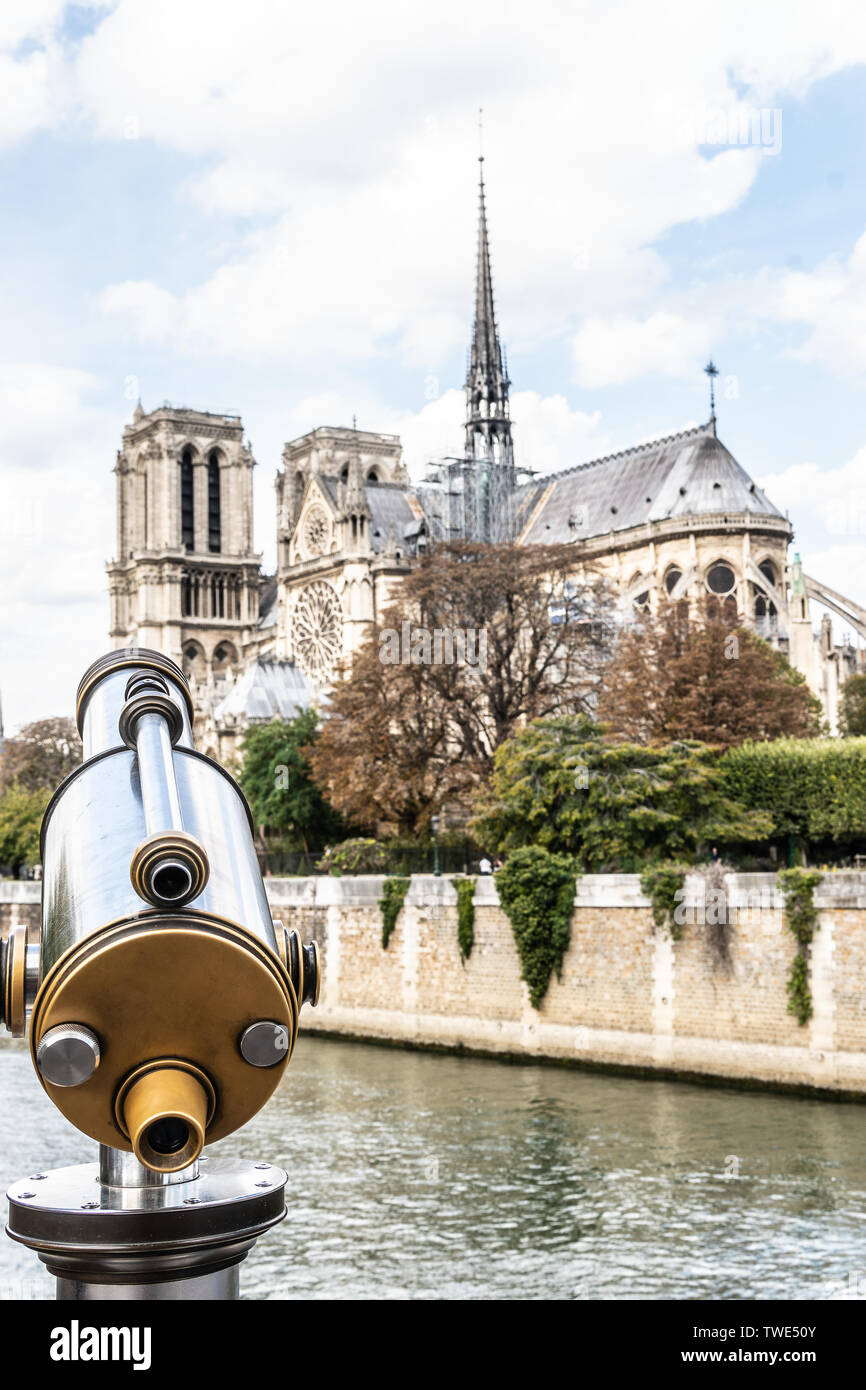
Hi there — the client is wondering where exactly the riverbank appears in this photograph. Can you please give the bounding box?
[6,872,866,1098]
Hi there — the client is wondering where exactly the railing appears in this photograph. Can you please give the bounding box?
[257,843,484,877]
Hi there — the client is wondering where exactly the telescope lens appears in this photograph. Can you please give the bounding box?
[146,1117,190,1155]
[150,860,193,903]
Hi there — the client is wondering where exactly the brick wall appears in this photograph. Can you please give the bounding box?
[267,872,866,1095]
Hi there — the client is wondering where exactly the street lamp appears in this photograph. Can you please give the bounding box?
[431,814,441,877]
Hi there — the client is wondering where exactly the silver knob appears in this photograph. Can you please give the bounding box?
[37,1024,101,1087]
[239,1021,290,1068]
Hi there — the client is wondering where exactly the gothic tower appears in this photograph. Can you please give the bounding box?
[464,156,514,471]
[458,155,516,541]
[107,403,262,686]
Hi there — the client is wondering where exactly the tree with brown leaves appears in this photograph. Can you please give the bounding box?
[312,542,612,835]
[597,597,822,749]
[0,717,81,793]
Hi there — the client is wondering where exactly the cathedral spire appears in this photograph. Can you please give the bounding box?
[464,136,513,471]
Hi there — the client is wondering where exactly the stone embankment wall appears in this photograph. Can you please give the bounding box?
[5,873,866,1096]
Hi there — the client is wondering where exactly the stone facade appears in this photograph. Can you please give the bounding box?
[274,426,427,680]
[264,872,866,1095]
[107,404,262,691]
[8,872,866,1093]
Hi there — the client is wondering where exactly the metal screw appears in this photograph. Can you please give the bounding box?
[19,1192,35,1200]
[254,1163,270,1170]
[255,1181,271,1188]
[81,1201,99,1210]
[183,1197,202,1206]
[29,1174,47,1181]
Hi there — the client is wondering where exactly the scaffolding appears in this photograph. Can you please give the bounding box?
[418,454,522,544]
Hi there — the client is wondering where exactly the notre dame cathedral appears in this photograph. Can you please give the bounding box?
[107,160,865,759]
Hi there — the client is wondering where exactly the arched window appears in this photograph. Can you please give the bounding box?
[664,565,683,595]
[758,561,776,589]
[182,642,206,682]
[208,451,221,553]
[753,560,778,625]
[629,573,650,611]
[180,448,194,551]
[367,469,379,484]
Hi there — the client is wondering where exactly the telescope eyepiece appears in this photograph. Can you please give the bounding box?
[130,832,209,909]
[149,858,194,904]
[120,1063,213,1174]
[146,1117,191,1156]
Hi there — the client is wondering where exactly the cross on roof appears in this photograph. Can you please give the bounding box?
[704,359,719,433]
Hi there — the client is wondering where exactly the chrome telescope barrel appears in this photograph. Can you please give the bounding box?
[25,647,320,1175]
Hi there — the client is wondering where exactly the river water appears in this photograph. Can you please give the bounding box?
[1,1034,865,1300]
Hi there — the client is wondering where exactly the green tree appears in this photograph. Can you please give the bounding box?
[472,716,772,870]
[721,737,866,850]
[0,784,51,874]
[839,675,866,737]
[238,712,343,851]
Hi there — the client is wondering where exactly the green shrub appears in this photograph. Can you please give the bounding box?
[317,838,389,875]
[379,876,410,949]
[722,739,866,845]
[777,867,823,1026]
[452,877,476,961]
[640,862,688,940]
[495,847,578,1008]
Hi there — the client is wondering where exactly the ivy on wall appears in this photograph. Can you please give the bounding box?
[640,862,688,941]
[495,847,579,1009]
[777,868,823,1026]
[452,876,476,962]
[379,876,410,949]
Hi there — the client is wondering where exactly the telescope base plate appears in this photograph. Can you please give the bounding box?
[6,1154,287,1299]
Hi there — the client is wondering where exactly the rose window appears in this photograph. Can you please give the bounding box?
[291,581,342,681]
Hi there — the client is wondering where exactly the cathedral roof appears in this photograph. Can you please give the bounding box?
[516,423,786,545]
[258,574,278,629]
[366,483,423,552]
[213,658,313,723]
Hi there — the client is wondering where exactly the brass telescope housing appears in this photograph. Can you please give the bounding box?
[21,648,319,1175]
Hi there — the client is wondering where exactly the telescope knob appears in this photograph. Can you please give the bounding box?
[283,928,321,1009]
[1,925,29,1037]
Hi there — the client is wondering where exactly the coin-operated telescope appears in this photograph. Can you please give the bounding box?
[3,649,319,1300]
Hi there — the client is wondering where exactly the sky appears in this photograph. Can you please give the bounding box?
[2,0,866,729]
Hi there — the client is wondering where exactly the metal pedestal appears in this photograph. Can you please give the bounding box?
[6,1147,287,1301]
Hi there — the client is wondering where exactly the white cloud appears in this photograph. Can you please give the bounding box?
[74,0,866,366]
[572,312,712,389]
[0,365,120,730]
[0,363,106,466]
[773,233,866,376]
[759,448,866,542]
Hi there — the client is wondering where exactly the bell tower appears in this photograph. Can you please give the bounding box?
[107,403,262,686]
